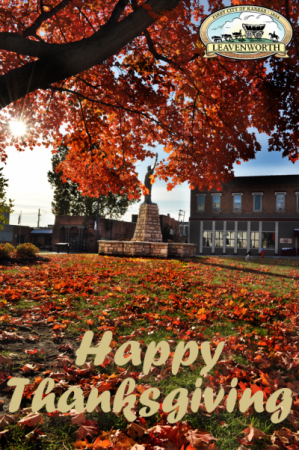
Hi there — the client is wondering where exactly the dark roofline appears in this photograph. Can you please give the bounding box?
[233,174,299,178]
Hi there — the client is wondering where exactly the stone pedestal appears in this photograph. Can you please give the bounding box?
[132,204,162,242]
[97,201,197,259]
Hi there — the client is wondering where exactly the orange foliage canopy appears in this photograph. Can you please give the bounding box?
[0,0,298,198]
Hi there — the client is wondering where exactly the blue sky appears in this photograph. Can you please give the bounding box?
[2,129,299,228]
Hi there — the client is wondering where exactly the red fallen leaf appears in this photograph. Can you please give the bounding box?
[242,424,268,443]
[21,364,40,373]
[127,422,147,440]
[239,381,247,393]
[100,356,113,368]
[0,355,12,365]
[25,335,38,341]
[25,428,47,440]
[73,438,89,449]
[18,412,43,427]
[69,409,86,425]
[0,414,16,430]
[73,437,112,449]
[113,435,136,449]
[185,429,218,446]
[47,410,62,418]
[76,420,99,440]
[259,371,272,387]
[58,343,74,351]
[53,324,67,330]
[24,349,38,355]
[92,437,112,448]
[0,430,8,438]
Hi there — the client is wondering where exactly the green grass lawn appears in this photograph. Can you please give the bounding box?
[0,254,298,449]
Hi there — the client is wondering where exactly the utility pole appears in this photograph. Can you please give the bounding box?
[37,209,41,228]
[95,197,100,253]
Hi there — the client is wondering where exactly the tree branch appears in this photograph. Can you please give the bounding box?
[0,0,182,108]
[144,29,178,66]
[106,0,131,26]
[50,85,182,138]
[23,0,73,38]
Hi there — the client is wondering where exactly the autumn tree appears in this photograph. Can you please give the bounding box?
[48,145,138,218]
[0,168,14,230]
[0,0,298,198]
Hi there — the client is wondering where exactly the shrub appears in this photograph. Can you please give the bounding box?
[0,243,15,259]
[16,243,39,257]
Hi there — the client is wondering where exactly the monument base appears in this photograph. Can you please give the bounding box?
[132,203,163,242]
[98,241,196,259]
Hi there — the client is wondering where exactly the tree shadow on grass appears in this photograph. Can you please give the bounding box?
[193,257,299,280]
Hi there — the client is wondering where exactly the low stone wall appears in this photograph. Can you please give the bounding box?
[98,241,196,258]
[98,241,124,256]
[168,243,197,258]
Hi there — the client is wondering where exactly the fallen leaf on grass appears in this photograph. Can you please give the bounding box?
[18,412,43,427]
[0,414,16,429]
[76,420,99,440]
[73,438,89,449]
[127,422,147,440]
[21,364,41,373]
[58,343,74,352]
[113,435,136,449]
[69,409,86,425]
[25,428,47,440]
[73,437,112,449]
[186,429,218,446]
[0,355,12,365]
[0,430,8,438]
[242,424,268,443]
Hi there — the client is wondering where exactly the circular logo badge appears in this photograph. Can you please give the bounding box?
[199,5,293,59]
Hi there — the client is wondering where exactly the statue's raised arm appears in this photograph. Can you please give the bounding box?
[153,152,158,170]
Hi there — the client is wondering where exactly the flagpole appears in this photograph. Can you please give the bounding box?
[19,211,22,245]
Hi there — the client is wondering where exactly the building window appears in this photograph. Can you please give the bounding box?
[275,192,286,211]
[203,231,212,247]
[215,231,223,247]
[197,195,205,212]
[262,232,275,249]
[211,194,221,211]
[226,231,235,247]
[184,226,189,236]
[237,232,247,248]
[250,232,259,249]
[232,194,242,211]
[253,193,262,211]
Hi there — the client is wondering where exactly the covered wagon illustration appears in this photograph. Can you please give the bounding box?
[242,24,265,39]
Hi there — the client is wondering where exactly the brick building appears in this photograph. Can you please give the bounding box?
[189,175,299,256]
[30,227,53,250]
[52,215,136,253]
[0,224,32,246]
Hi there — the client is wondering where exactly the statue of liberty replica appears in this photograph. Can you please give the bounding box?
[132,152,162,242]
[143,153,158,204]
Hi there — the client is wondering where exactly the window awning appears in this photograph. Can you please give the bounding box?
[30,229,52,235]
